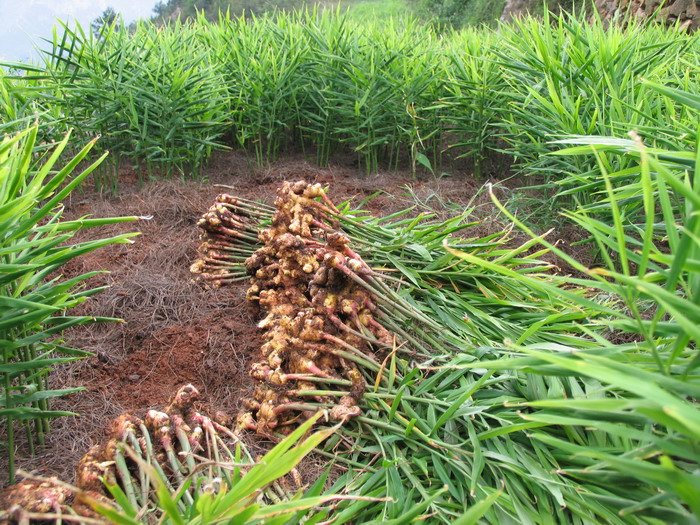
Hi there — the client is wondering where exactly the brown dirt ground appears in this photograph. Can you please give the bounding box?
[0,150,594,489]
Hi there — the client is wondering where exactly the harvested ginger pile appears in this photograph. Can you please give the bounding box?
[193,181,394,436]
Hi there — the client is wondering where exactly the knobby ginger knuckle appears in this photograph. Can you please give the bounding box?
[192,181,393,435]
[224,181,395,436]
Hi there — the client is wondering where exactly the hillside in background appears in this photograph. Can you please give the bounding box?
[149,0,413,24]
[147,0,698,29]
[152,0,311,20]
[149,0,543,26]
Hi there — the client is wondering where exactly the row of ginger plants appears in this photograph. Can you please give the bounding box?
[1,8,698,192]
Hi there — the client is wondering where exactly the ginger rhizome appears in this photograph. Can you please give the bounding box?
[193,182,393,436]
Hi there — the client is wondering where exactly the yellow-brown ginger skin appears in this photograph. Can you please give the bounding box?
[196,181,389,435]
[2,386,214,520]
[0,478,71,515]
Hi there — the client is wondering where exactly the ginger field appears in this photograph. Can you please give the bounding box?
[1,7,699,524]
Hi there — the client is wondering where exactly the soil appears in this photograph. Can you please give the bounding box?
[0,149,594,488]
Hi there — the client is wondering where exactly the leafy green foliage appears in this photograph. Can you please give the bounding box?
[152,0,311,21]
[204,173,696,520]
[89,413,360,524]
[1,8,697,520]
[308,209,621,523]
[316,122,700,519]
[3,9,696,188]
[494,12,697,197]
[0,4,697,523]
[47,19,230,181]
[476,83,700,518]
[0,127,139,483]
[0,70,65,143]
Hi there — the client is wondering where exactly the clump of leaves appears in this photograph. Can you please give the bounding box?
[0,126,139,483]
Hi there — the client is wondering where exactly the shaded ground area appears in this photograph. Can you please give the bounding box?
[1,150,589,486]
